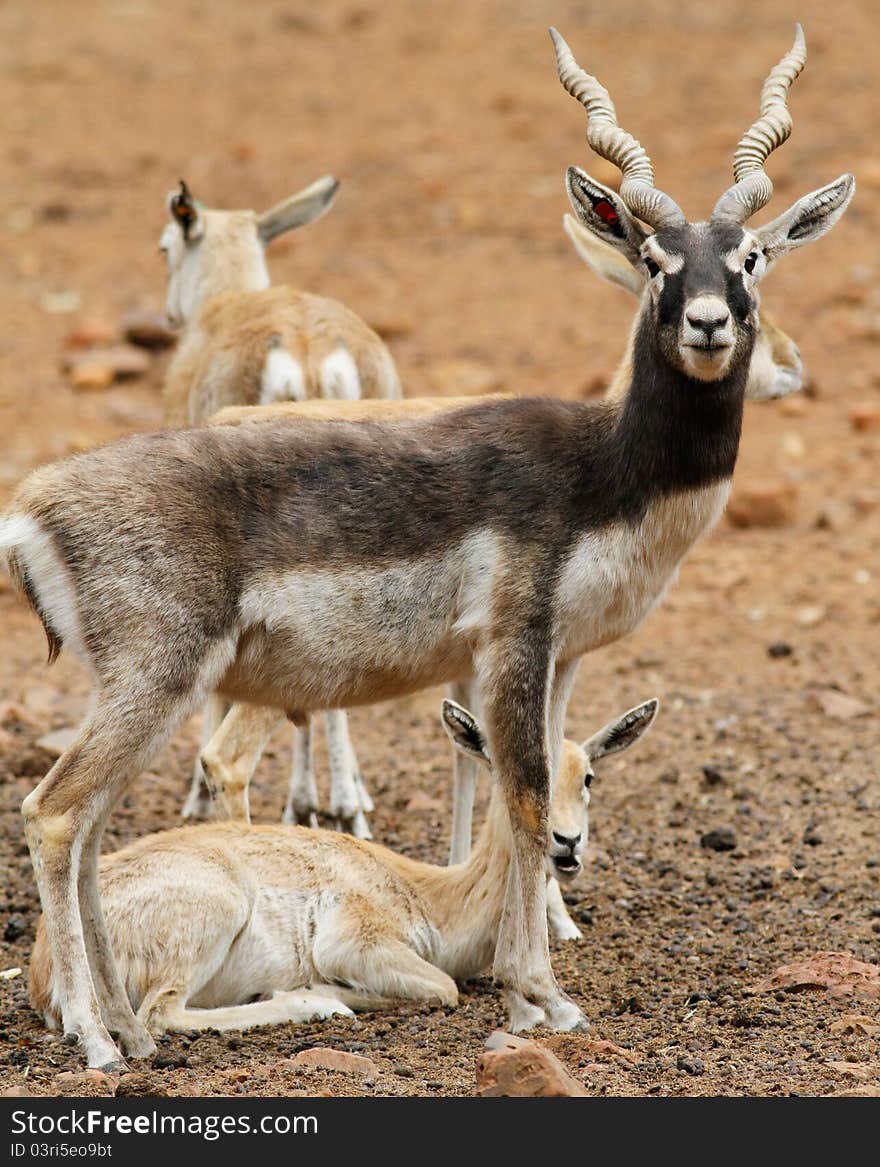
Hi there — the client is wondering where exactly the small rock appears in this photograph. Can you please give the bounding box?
[63,318,115,349]
[40,289,82,314]
[477,1031,588,1097]
[701,765,725,787]
[68,363,114,390]
[121,309,178,350]
[830,1015,880,1037]
[778,395,807,417]
[152,1053,187,1070]
[807,688,872,721]
[63,344,151,384]
[726,481,798,529]
[425,358,502,397]
[779,432,805,460]
[803,829,823,847]
[115,1072,166,1098]
[35,727,77,759]
[749,951,880,1001]
[677,1055,705,1076]
[54,1069,115,1093]
[795,604,826,628]
[824,1060,877,1081]
[3,1084,35,1097]
[814,501,849,532]
[392,1063,415,1078]
[849,404,880,433]
[853,490,880,516]
[701,828,737,853]
[292,1047,379,1077]
[3,915,26,942]
[767,642,793,658]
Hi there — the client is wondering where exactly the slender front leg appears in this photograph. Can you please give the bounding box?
[182,694,228,819]
[200,702,280,822]
[325,709,371,838]
[447,680,481,864]
[480,635,587,1033]
[544,657,583,941]
[283,719,318,827]
[546,875,583,941]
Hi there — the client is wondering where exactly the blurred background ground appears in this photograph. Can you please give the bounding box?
[0,0,878,1097]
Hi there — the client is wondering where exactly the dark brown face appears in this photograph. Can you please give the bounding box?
[640,222,761,383]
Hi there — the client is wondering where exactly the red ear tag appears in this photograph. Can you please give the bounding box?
[593,199,619,225]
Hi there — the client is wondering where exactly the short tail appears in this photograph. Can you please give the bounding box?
[0,513,63,663]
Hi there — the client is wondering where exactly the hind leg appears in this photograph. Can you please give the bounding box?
[447,680,480,864]
[325,710,370,838]
[313,907,458,1008]
[283,719,318,826]
[22,689,195,1069]
[200,702,280,823]
[78,815,156,1058]
[182,695,228,820]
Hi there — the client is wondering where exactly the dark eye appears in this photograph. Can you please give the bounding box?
[744,251,759,275]
[583,773,593,789]
[644,256,661,278]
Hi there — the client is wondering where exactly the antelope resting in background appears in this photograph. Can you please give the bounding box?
[160,176,402,837]
[30,699,657,1035]
[198,226,804,863]
[0,24,853,1070]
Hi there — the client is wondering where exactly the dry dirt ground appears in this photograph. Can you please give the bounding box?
[0,0,878,1099]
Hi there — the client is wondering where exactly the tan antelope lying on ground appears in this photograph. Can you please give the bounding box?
[0,25,853,1070]
[198,228,805,866]
[29,699,657,1034]
[159,176,401,836]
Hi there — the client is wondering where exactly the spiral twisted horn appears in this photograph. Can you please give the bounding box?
[712,25,807,223]
[550,27,685,231]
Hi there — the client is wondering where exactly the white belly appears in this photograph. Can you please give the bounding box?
[236,529,501,706]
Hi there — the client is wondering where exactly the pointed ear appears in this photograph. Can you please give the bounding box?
[441,699,491,769]
[257,175,340,245]
[167,179,203,242]
[563,213,646,297]
[583,698,659,762]
[753,175,855,268]
[565,167,648,268]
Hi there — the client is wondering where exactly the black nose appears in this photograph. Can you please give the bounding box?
[686,308,730,336]
[552,831,581,849]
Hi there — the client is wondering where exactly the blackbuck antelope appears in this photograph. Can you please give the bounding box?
[29,699,656,1035]
[0,25,853,1070]
[160,177,402,837]
[197,227,804,861]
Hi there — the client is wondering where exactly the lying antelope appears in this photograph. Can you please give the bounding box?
[0,26,852,1070]
[30,699,656,1035]
[199,228,804,856]
[160,177,402,836]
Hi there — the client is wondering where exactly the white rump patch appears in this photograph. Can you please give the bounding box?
[259,347,305,405]
[319,346,361,401]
